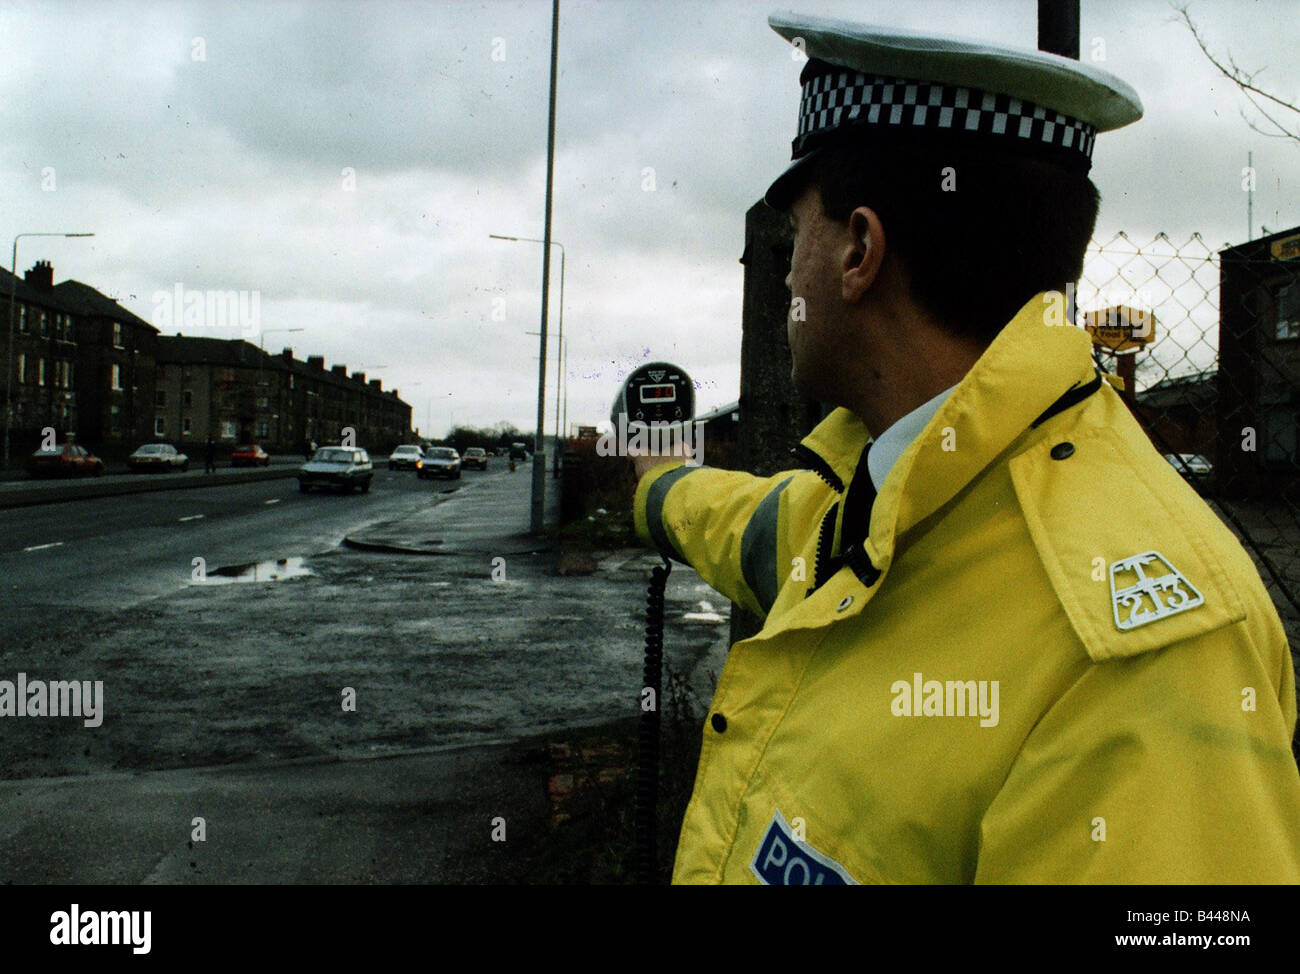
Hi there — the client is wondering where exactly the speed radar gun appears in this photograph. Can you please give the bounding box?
[609,362,695,885]
[600,362,702,467]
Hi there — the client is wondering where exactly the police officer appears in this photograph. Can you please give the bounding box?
[634,12,1300,884]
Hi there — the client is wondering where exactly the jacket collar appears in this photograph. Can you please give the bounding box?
[797,292,1098,571]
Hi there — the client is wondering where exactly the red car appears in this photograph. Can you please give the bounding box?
[27,443,106,478]
[230,444,270,467]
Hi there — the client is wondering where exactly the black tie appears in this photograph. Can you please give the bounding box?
[840,440,876,551]
[837,440,882,587]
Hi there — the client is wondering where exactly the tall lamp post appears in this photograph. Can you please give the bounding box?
[489,234,566,478]
[257,327,303,449]
[5,231,95,467]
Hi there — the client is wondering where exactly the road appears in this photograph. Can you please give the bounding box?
[0,461,722,788]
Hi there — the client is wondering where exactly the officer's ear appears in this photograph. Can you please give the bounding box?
[841,206,885,303]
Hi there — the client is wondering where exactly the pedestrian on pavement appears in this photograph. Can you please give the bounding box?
[633,12,1300,885]
[204,435,216,475]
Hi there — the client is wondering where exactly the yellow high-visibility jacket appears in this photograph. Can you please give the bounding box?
[635,294,1300,884]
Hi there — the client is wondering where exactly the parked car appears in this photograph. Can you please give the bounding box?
[508,441,529,461]
[418,447,461,480]
[1163,453,1213,479]
[231,444,270,467]
[388,444,425,470]
[128,443,189,472]
[298,447,373,493]
[27,442,106,478]
[461,447,488,470]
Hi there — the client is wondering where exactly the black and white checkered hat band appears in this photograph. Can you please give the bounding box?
[794,66,1097,166]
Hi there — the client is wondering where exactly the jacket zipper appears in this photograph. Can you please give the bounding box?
[791,442,844,493]
[808,501,840,596]
[792,442,847,596]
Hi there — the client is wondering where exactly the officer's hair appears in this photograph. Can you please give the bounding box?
[805,132,1101,345]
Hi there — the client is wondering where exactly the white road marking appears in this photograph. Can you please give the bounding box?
[264,498,280,505]
[178,515,205,522]
[23,541,64,552]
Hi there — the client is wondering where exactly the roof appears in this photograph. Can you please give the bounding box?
[0,268,81,315]
[52,280,157,332]
[156,335,409,404]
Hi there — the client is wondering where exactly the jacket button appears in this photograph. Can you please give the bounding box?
[837,596,853,611]
[1050,442,1075,460]
[711,713,727,733]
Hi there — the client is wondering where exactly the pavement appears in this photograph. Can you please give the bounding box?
[0,458,729,884]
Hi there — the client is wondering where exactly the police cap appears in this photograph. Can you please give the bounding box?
[764,11,1144,209]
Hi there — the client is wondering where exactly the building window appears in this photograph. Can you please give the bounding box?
[38,359,46,387]
[112,322,123,347]
[1277,282,1300,340]
[155,417,166,436]
[67,362,73,387]
[183,417,192,435]
[65,318,74,343]
[18,306,27,333]
[289,375,295,390]
[111,405,122,430]
[257,420,270,438]
[156,390,166,406]
[257,396,269,409]
[16,354,24,384]
[111,364,123,390]
[182,390,193,407]
[39,311,48,337]
[220,420,237,440]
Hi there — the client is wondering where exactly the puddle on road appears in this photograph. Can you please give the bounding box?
[191,557,315,585]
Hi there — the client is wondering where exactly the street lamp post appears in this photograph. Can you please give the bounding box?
[257,327,303,448]
[5,232,95,468]
[489,234,566,479]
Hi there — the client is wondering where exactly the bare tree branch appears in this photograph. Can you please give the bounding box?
[1173,2,1300,142]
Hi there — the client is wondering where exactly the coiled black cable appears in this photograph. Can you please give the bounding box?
[636,555,671,885]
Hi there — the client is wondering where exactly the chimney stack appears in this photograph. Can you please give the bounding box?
[307,356,324,370]
[331,364,348,377]
[24,260,53,291]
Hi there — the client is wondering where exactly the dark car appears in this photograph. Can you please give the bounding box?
[128,443,189,472]
[231,444,270,467]
[461,447,488,470]
[298,447,373,493]
[27,443,106,479]
[418,447,461,480]
[508,441,529,461]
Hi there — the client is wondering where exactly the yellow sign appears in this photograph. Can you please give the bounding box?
[1084,306,1156,352]
[1271,233,1300,261]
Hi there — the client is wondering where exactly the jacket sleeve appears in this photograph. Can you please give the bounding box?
[633,460,799,620]
[973,629,1300,883]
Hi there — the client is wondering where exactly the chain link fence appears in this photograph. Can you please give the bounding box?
[1078,232,1300,684]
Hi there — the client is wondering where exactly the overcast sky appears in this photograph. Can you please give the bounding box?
[3,0,1297,437]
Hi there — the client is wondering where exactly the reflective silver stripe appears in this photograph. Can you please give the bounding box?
[646,464,698,563]
[741,476,795,612]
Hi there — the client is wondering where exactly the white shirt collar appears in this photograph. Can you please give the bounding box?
[865,385,957,491]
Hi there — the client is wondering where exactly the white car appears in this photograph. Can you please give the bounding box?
[388,444,425,471]
[1163,453,1213,478]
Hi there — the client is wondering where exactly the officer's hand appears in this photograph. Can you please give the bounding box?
[632,453,677,480]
